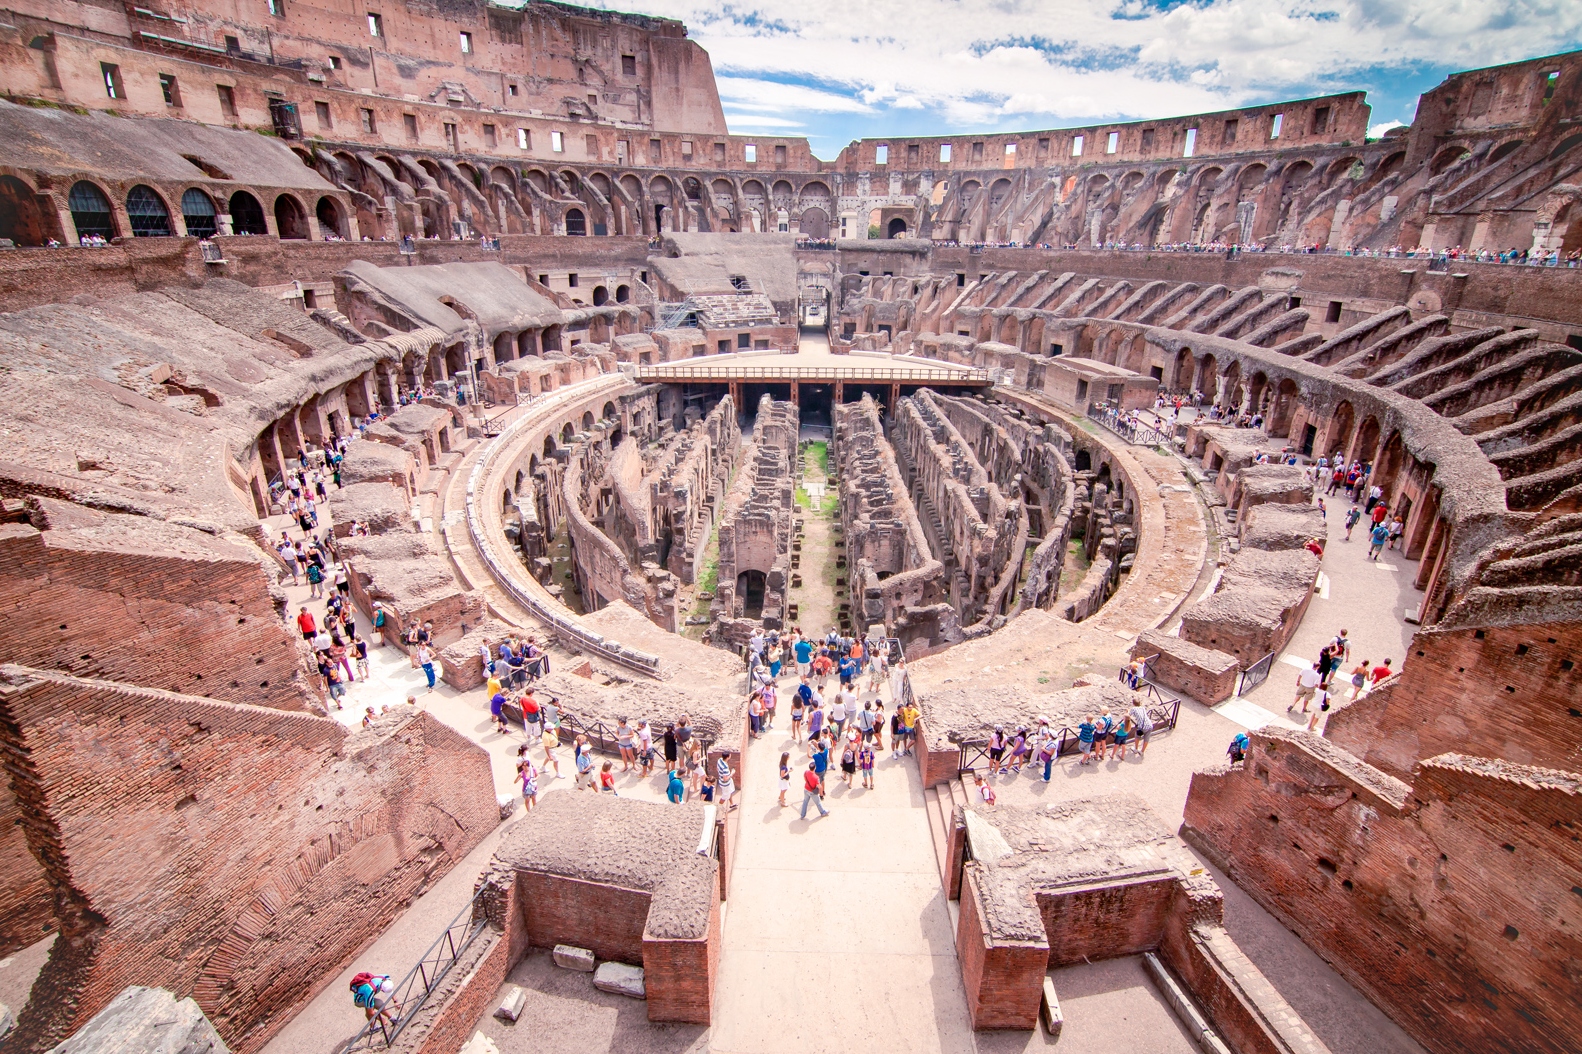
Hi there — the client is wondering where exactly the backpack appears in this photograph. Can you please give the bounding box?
[350,972,378,1007]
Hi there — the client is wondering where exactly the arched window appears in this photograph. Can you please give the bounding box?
[615,284,630,303]
[592,285,608,306]
[181,188,217,238]
[0,175,49,246]
[230,191,268,235]
[68,181,115,240]
[125,186,172,237]
[564,208,586,236]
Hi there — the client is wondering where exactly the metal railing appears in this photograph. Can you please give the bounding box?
[634,363,990,384]
[1087,403,1175,446]
[552,711,714,758]
[342,888,491,1051]
[956,680,1181,772]
[1237,651,1276,697]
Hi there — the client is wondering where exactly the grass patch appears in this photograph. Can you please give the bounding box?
[1059,537,1092,594]
[802,439,829,476]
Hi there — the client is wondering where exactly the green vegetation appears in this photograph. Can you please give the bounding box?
[803,439,829,475]
[1059,537,1092,594]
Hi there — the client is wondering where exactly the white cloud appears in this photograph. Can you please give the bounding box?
[1368,120,1408,140]
[722,113,807,129]
[624,0,1582,131]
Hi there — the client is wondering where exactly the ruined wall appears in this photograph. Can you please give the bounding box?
[714,396,797,636]
[889,390,1029,629]
[650,395,738,585]
[831,394,945,641]
[0,516,314,712]
[0,667,499,1054]
[1182,728,1582,1054]
[0,775,51,956]
[1326,612,1582,778]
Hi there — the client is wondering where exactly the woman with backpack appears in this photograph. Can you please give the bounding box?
[350,972,399,1031]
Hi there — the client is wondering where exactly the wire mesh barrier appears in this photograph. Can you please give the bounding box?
[1087,403,1175,446]
[1237,651,1276,697]
[341,888,491,1051]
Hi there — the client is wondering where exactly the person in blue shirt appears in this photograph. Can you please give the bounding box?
[666,768,685,803]
[794,636,814,677]
[838,655,857,686]
[811,738,830,792]
[1368,521,1390,561]
[1078,716,1097,765]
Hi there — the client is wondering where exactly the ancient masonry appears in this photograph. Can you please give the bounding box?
[712,396,799,643]
[0,1,1578,1051]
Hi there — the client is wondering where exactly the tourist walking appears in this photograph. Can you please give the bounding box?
[799,762,829,819]
[416,644,436,691]
[778,751,791,807]
[716,756,737,810]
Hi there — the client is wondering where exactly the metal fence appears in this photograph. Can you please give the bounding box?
[956,679,1181,773]
[342,888,491,1051]
[1087,404,1175,446]
[1237,651,1276,697]
[634,363,990,385]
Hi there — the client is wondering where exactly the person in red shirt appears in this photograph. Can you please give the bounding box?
[1371,502,1390,526]
[296,607,316,640]
[1370,658,1394,685]
[799,762,829,820]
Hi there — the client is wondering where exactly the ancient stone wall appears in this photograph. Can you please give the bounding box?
[831,394,945,643]
[0,666,498,1054]
[714,396,797,637]
[889,390,1028,630]
[1182,728,1582,1054]
[0,512,313,712]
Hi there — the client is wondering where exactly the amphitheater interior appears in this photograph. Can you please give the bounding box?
[0,4,1578,1054]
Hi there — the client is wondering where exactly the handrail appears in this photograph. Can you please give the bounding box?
[956,680,1181,772]
[1087,403,1174,446]
[1237,651,1276,697]
[341,887,490,1050]
[633,364,990,383]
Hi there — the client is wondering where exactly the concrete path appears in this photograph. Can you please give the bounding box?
[709,725,975,1054]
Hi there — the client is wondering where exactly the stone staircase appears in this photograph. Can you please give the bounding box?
[922,773,971,899]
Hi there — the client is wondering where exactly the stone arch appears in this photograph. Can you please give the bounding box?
[1269,378,1299,436]
[494,331,515,363]
[886,217,908,239]
[988,178,1014,210]
[1375,430,1407,498]
[181,188,218,238]
[1358,152,1406,194]
[1074,449,1092,472]
[1353,414,1382,466]
[544,434,557,458]
[1549,132,1582,162]
[524,168,552,194]
[799,207,829,239]
[601,401,617,421]
[1172,347,1194,389]
[615,284,630,303]
[1248,370,1269,414]
[0,174,50,245]
[592,285,608,306]
[1488,139,1524,164]
[798,181,833,212]
[490,165,516,191]
[68,180,117,240]
[581,410,595,431]
[518,330,538,357]
[1119,170,1146,195]
[125,184,173,237]
[1194,352,1217,396]
[1325,156,1362,187]
[565,207,587,236]
[1328,400,1356,459]
[315,196,346,239]
[273,194,309,239]
[959,179,982,206]
[1430,145,1469,176]
[1220,359,1242,409]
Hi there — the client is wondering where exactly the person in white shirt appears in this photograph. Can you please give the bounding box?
[1290,663,1322,713]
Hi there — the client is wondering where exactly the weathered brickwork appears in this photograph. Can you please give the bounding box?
[0,776,52,956]
[0,517,313,712]
[1183,728,1582,1054]
[0,667,498,1054]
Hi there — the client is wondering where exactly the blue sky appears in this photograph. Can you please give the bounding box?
[590,1,1582,159]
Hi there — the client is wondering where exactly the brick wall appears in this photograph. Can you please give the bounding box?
[1182,729,1582,1054]
[1326,618,1582,778]
[0,668,498,1054]
[1132,631,1240,705]
[0,776,52,956]
[955,869,1047,1030]
[0,524,313,712]
[518,872,650,967]
[1036,874,1180,967]
[642,891,720,1025]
